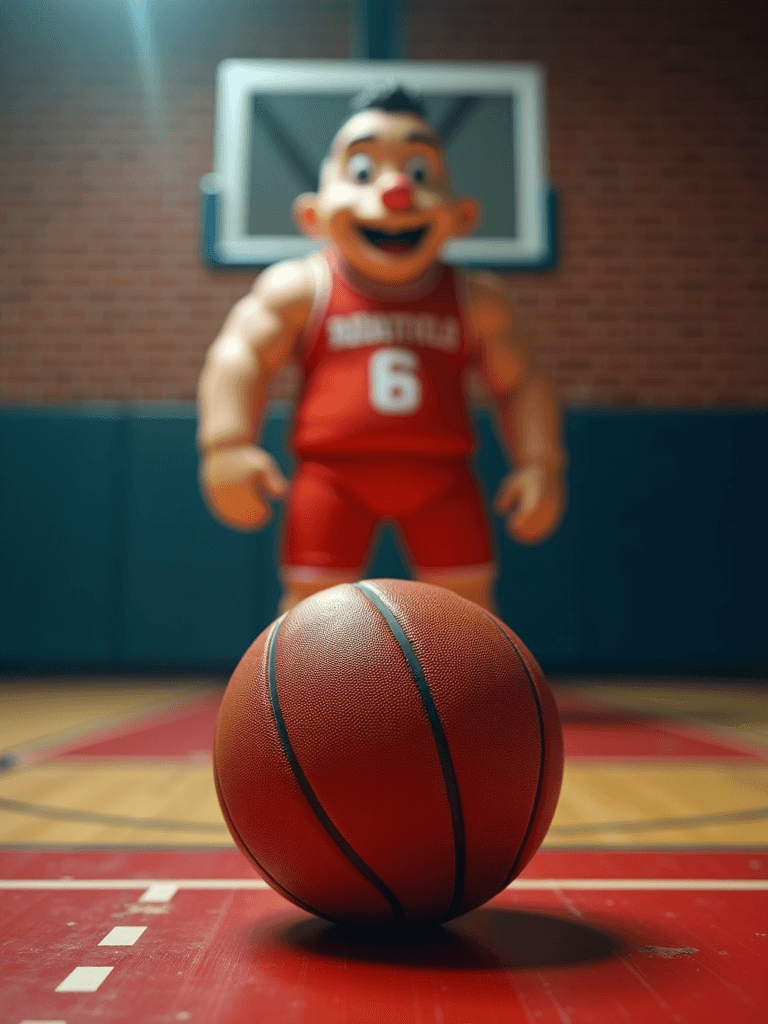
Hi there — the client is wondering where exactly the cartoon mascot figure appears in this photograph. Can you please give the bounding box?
[198,85,566,613]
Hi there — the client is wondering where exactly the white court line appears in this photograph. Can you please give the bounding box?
[98,925,146,946]
[139,882,179,903]
[514,878,768,891]
[54,966,113,993]
[19,1020,67,1023]
[2,878,767,892]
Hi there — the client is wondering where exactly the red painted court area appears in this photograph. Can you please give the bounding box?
[3,852,767,1024]
[2,690,767,1023]
[51,690,763,762]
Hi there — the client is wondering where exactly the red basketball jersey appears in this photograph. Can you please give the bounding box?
[292,252,476,458]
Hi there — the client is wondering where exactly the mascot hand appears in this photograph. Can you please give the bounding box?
[494,464,566,545]
[200,444,289,531]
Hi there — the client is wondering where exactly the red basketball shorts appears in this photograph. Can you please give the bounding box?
[282,456,495,580]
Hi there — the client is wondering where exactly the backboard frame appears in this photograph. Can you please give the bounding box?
[200,59,557,271]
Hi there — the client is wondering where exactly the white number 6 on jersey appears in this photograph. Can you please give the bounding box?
[368,347,422,415]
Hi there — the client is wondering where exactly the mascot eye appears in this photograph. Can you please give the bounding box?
[347,153,375,183]
[404,156,432,185]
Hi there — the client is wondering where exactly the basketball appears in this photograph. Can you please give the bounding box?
[213,578,563,926]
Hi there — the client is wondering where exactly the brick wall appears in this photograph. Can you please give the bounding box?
[1,0,766,406]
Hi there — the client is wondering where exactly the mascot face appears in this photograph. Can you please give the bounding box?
[293,108,480,285]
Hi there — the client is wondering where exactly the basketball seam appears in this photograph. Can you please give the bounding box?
[267,613,406,923]
[214,618,331,919]
[484,614,548,888]
[214,760,331,920]
[354,581,466,922]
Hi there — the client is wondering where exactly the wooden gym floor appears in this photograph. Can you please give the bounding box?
[1,675,767,1023]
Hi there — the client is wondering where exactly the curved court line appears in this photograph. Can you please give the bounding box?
[0,796,229,833]
[3,795,768,837]
[550,804,768,835]
[2,796,768,836]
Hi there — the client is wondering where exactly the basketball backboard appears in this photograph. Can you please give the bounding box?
[200,60,557,271]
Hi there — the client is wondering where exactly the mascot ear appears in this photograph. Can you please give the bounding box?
[453,197,482,237]
[292,194,324,238]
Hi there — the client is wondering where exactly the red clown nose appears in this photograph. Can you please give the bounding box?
[381,183,413,211]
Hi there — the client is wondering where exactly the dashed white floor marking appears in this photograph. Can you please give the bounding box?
[98,925,147,946]
[54,966,113,993]
[139,882,179,902]
[2,878,766,892]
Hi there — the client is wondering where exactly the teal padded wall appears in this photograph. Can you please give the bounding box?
[576,411,768,669]
[118,406,281,666]
[0,405,124,665]
[0,404,766,673]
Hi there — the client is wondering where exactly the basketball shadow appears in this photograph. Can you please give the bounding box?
[277,906,620,971]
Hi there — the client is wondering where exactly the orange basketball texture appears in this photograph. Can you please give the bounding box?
[213,579,563,926]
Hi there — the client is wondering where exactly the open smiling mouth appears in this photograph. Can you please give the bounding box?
[359,225,429,254]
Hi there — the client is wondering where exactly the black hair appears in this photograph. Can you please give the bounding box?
[349,83,428,120]
[316,84,431,187]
